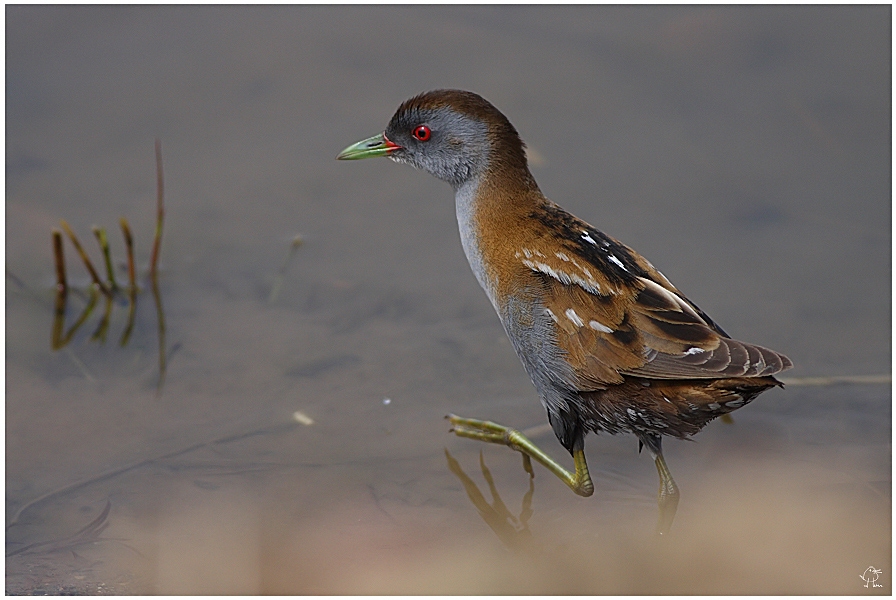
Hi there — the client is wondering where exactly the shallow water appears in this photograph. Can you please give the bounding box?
[6,5,891,594]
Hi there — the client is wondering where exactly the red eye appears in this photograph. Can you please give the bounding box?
[412,125,431,141]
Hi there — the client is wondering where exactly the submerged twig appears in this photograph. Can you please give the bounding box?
[151,275,167,393]
[6,500,112,557]
[269,234,305,303]
[7,421,300,529]
[7,267,28,290]
[61,346,96,382]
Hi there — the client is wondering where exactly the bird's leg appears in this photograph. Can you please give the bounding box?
[639,435,680,535]
[653,449,680,536]
[639,434,680,535]
[447,414,594,497]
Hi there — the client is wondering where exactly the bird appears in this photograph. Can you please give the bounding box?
[337,89,792,534]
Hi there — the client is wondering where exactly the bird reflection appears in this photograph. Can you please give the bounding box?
[445,449,534,552]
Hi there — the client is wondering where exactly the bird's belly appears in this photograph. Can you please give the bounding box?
[577,376,777,439]
[498,293,581,410]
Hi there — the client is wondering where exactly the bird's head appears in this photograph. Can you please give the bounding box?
[337,89,531,190]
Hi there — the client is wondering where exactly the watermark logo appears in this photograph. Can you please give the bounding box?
[861,566,883,588]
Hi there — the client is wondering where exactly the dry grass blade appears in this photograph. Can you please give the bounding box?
[93,225,117,291]
[150,138,164,280]
[119,218,138,346]
[52,229,67,293]
[51,230,68,348]
[59,220,111,297]
[120,218,136,293]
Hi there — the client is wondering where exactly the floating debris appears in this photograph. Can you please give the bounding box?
[292,411,315,426]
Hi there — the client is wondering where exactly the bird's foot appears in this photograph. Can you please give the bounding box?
[446,414,594,497]
[447,414,523,448]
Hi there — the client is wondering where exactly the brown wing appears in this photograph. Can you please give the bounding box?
[622,277,792,379]
[533,260,792,391]
[515,201,791,390]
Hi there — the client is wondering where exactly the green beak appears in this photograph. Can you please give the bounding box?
[336,133,400,160]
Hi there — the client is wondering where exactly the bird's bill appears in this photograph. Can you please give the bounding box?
[335,133,401,160]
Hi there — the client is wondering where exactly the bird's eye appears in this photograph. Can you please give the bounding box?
[412,125,431,141]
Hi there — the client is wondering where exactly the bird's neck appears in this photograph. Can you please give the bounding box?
[455,163,543,311]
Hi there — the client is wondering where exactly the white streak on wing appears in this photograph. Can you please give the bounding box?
[684,347,705,355]
[607,254,627,270]
[521,259,602,294]
[522,259,563,283]
[581,231,597,245]
[555,251,571,262]
[565,308,585,328]
[576,262,615,295]
[588,320,613,333]
[643,259,674,288]
[544,308,559,323]
[638,277,704,321]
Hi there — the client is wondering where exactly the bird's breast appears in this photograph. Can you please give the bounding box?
[454,178,500,308]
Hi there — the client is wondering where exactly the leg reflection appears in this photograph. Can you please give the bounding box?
[445,449,534,551]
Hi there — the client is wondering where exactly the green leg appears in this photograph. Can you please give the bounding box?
[447,414,594,497]
[653,451,680,536]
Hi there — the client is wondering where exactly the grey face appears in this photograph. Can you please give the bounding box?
[384,107,491,189]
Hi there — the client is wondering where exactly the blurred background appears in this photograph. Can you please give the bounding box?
[6,5,890,594]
